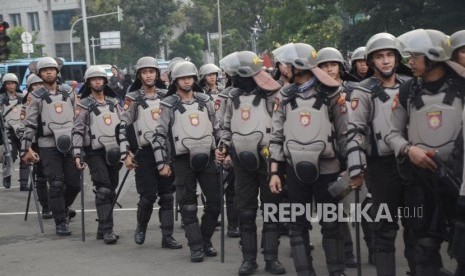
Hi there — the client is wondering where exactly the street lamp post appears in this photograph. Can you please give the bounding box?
[217,0,222,60]
[81,0,90,67]
[70,5,123,63]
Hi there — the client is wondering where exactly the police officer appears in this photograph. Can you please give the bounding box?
[0,73,28,190]
[20,74,52,218]
[269,43,348,276]
[199,63,222,98]
[215,55,240,238]
[349,47,371,81]
[21,57,81,236]
[118,56,182,249]
[271,43,293,87]
[451,30,465,67]
[216,51,286,275]
[72,66,121,244]
[347,33,413,276]
[387,29,464,276]
[152,61,220,262]
[316,47,358,268]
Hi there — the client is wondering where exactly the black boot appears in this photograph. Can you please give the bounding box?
[263,223,285,274]
[134,198,153,245]
[238,210,258,276]
[41,206,53,219]
[227,224,240,238]
[375,252,396,276]
[203,241,218,257]
[95,187,116,244]
[103,232,118,244]
[55,220,71,236]
[289,224,315,276]
[159,209,182,249]
[239,260,259,276]
[162,235,183,249]
[3,176,11,189]
[134,225,147,245]
[322,237,345,275]
[185,222,204,262]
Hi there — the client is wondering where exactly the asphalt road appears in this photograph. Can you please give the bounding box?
[0,166,457,276]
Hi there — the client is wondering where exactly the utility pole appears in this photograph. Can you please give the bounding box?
[217,0,222,61]
[81,0,90,67]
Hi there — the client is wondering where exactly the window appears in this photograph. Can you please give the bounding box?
[28,12,40,31]
[52,10,75,31]
[55,43,70,60]
[9,13,22,27]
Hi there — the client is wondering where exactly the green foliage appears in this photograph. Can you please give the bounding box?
[169,33,205,67]
[5,26,44,59]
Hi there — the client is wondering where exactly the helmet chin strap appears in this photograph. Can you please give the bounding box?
[373,64,396,79]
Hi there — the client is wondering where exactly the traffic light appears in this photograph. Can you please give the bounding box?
[0,21,11,61]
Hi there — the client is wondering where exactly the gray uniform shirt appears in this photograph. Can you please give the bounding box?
[269,83,348,175]
[220,89,277,146]
[22,85,76,151]
[72,95,121,158]
[152,92,220,170]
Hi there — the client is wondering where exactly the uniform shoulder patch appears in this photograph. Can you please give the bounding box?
[273,97,281,112]
[351,98,359,110]
[391,92,400,110]
[123,97,133,111]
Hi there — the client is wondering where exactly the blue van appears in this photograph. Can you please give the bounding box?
[0,58,86,91]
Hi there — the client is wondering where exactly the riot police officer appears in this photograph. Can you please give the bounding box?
[269,43,348,276]
[118,56,182,249]
[215,55,240,238]
[347,33,413,276]
[0,73,28,190]
[20,74,52,218]
[216,51,286,275]
[316,47,358,268]
[451,30,465,67]
[72,66,121,244]
[152,61,221,262]
[349,47,371,81]
[199,63,222,99]
[21,57,81,236]
[387,29,464,276]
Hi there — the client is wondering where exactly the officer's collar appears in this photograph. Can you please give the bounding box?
[297,77,317,93]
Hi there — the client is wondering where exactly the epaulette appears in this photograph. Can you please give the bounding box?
[106,96,119,106]
[157,88,169,98]
[77,97,95,110]
[31,87,48,98]
[315,82,341,99]
[228,87,242,99]
[279,83,298,98]
[218,87,232,99]
[356,77,380,93]
[160,94,180,108]
[126,91,140,101]
[396,74,412,84]
[57,84,73,96]
[193,91,210,102]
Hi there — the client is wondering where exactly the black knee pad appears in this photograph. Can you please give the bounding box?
[415,237,441,264]
[239,210,257,232]
[158,193,174,210]
[181,204,198,225]
[139,195,154,209]
[321,221,341,238]
[373,227,397,253]
[49,180,64,195]
[95,187,114,205]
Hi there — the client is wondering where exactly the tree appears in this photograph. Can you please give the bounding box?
[73,0,179,70]
[169,33,205,67]
[5,26,44,60]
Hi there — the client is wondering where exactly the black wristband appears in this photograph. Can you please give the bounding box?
[268,171,279,176]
